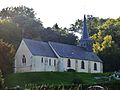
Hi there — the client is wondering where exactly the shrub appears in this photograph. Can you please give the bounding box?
[67,69,76,72]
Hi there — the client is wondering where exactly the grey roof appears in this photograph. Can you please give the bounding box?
[23,39,102,62]
[23,39,57,58]
[49,42,102,62]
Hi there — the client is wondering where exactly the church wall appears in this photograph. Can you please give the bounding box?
[90,61,102,73]
[61,58,102,73]
[100,62,103,73]
[62,58,76,71]
[62,58,89,72]
[15,40,33,73]
[77,60,89,72]
[31,56,58,72]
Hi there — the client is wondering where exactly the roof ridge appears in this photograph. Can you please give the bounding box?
[23,38,77,47]
[48,42,60,58]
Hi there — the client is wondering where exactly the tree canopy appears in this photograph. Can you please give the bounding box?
[0,39,15,75]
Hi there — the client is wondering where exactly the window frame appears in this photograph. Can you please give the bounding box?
[94,63,97,70]
[22,54,26,64]
[67,59,71,67]
[54,59,56,66]
[41,57,43,63]
[81,61,85,69]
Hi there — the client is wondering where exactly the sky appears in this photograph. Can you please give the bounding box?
[0,0,120,28]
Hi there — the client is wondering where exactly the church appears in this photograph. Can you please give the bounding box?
[14,15,103,73]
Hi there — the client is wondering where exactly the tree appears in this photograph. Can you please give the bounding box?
[0,6,35,19]
[0,6,44,40]
[0,70,4,89]
[52,23,59,30]
[91,30,113,53]
[0,39,15,75]
[69,15,120,72]
[39,27,77,45]
[0,19,22,47]
[98,44,120,72]
[99,18,120,47]
[69,19,83,33]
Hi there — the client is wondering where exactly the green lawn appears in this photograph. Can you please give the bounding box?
[5,72,111,88]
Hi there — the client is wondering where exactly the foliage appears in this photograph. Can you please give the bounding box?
[0,6,35,19]
[69,19,83,33]
[103,80,120,90]
[0,6,77,46]
[98,45,120,72]
[91,30,113,53]
[67,69,76,72]
[0,19,22,47]
[0,6,44,44]
[69,15,120,72]
[0,70,4,89]
[0,39,15,75]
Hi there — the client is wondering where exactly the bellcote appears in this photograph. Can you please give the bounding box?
[79,15,93,52]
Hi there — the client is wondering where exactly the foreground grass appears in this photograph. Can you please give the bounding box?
[5,72,111,88]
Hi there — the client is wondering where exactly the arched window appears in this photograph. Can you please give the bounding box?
[94,63,97,70]
[81,61,85,69]
[22,55,26,64]
[67,59,71,67]
[41,57,43,63]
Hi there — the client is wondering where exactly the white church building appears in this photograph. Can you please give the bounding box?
[14,15,103,73]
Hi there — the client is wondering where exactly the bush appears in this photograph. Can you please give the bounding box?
[67,69,76,72]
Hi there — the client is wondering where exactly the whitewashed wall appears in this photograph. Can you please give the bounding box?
[77,60,89,72]
[63,58,76,71]
[31,56,58,72]
[91,61,102,73]
[61,58,103,73]
[15,40,33,73]
[62,58,89,72]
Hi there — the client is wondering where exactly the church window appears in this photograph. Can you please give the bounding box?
[81,61,85,69]
[22,55,26,64]
[67,59,71,67]
[41,57,43,63]
[49,59,51,66]
[94,63,97,70]
[54,60,56,66]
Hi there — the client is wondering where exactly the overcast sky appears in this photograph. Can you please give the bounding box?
[0,0,120,28]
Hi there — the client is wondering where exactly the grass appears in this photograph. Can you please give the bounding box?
[5,72,111,88]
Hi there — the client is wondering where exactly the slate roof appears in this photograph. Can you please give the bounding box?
[49,42,102,62]
[23,39,57,58]
[23,39,102,62]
